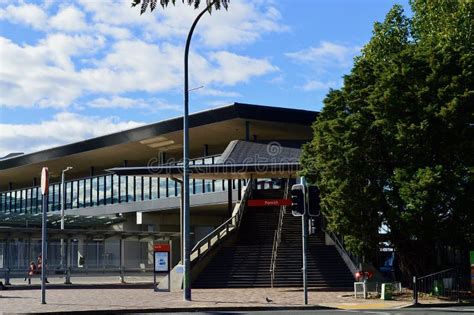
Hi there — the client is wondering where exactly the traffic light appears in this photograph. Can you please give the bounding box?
[290,184,305,216]
[307,185,321,217]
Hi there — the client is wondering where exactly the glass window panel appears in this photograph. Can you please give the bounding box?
[136,176,143,201]
[214,180,223,192]
[128,176,134,202]
[90,177,97,207]
[47,187,53,212]
[120,176,127,203]
[159,178,167,198]
[195,179,203,194]
[84,179,91,207]
[103,176,110,205]
[112,175,119,204]
[23,189,28,213]
[26,188,32,213]
[65,182,71,210]
[204,180,212,193]
[78,180,84,208]
[176,181,181,197]
[37,190,42,213]
[13,191,18,212]
[71,181,78,208]
[143,177,150,200]
[168,178,175,197]
[151,177,158,200]
[32,188,38,213]
[204,157,213,164]
[56,183,61,211]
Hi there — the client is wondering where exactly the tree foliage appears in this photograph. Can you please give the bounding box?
[301,0,474,277]
[131,0,229,14]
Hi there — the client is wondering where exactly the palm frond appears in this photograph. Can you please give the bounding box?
[150,0,157,11]
[140,0,150,15]
[133,0,229,13]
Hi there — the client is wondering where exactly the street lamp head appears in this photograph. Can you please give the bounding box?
[64,166,73,172]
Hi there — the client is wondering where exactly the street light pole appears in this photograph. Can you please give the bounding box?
[60,166,73,283]
[183,1,216,301]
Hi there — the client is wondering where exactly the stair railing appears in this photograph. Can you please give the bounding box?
[326,231,360,276]
[190,181,252,264]
[269,179,290,287]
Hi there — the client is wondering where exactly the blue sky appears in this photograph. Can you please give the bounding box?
[0,0,411,156]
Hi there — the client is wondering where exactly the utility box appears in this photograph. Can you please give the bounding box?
[380,283,393,300]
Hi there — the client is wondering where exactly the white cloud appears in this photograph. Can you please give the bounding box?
[286,41,360,70]
[95,23,131,39]
[88,96,181,111]
[205,51,278,85]
[79,0,287,48]
[49,5,88,32]
[302,80,340,91]
[0,112,145,157]
[0,3,48,30]
[195,88,241,98]
[0,0,281,109]
[0,34,105,108]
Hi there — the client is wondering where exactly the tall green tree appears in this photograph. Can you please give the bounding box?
[301,0,474,279]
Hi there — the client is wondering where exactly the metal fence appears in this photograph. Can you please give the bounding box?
[0,238,157,283]
[413,267,470,302]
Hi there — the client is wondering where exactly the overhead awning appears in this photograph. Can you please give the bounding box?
[107,162,301,180]
[0,212,125,229]
[107,140,302,179]
[0,225,180,240]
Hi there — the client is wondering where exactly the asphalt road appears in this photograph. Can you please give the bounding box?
[142,305,474,315]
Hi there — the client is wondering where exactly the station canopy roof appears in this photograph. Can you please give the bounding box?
[108,140,302,179]
[0,212,125,229]
[0,103,317,190]
[0,213,180,239]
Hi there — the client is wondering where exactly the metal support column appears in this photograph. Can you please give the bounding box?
[5,236,11,285]
[41,189,48,304]
[65,238,72,284]
[119,237,125,284]
[227,179,232,217]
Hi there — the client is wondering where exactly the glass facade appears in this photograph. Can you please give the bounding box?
[0,155,248,214]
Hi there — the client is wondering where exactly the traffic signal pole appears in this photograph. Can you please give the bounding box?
[302,184,308,305]
[290,181,310,305]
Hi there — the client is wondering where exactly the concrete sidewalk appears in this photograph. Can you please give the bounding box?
[0,287,443,314]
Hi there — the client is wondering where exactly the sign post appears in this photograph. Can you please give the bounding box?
[153,243,171,292]
[40,167,49,305]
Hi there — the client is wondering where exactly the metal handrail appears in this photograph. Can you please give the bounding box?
[190,182,251,263]
[326,230,360,275]
[417,267,457,280]
[269,179,289,287]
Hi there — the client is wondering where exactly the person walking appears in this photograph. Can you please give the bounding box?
[24,261,36,285]
[37,254,49,283]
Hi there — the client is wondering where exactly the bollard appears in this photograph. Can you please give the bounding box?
[120,267,125,284]
[413,276,418,305]
[5,268,11,286]
[65,266,72,285]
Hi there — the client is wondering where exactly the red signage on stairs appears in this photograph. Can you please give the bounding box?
[247,199,292,207]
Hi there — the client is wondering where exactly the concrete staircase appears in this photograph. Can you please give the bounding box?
[193,187,354,288]
[193,189,281,288]
[273,214,354,288]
